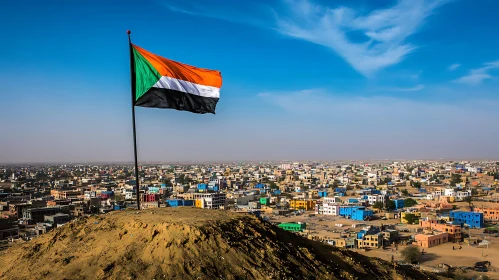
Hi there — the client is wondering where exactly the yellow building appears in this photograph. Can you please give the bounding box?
[290,199,316,211]
[358,233,383,249]
[195,199,203,208]
[400,212,422,224]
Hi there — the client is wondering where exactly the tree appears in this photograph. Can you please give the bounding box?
[373,202,384,209]
[411,181,422,189]
[387,200,396,210]
[404,198,418,207]
[269,182,278,190]
[464,196,472,205]
[450,174,462,186]
[332,180,339,188]
[402,189,409,196]
[401,246,421,264]
[404,213,419,224]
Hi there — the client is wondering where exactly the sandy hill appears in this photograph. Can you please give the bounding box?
[0,208,445,280]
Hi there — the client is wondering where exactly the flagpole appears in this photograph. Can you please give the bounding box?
[128,30,141,210]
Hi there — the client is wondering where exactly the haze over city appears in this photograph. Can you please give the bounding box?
[1,0,499,163]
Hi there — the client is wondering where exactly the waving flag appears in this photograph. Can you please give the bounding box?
[131,44,222,114]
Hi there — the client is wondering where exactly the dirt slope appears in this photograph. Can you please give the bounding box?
[0,208,445,280]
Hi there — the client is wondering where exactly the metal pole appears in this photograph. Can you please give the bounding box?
[128,30,141,210]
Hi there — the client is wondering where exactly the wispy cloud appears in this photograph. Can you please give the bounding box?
[163,0,448,77]
[257,89,499,122]
[386,84,425,92]
[448,63,461,71]
[454,60,499,85]
[275,0,447,76]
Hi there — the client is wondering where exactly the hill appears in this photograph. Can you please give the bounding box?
[0,208,445,280]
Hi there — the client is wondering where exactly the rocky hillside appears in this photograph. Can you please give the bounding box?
[0,208,446,280]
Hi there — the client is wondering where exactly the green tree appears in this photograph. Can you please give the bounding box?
[404,213,419,224]
[269,182,278,190]
[401,246,421,264]
[402,189,409,196]
[332,180,339,188]
[404,198,418,207]
[372,202,384,209]
[411,181,422,189]
[450,174,462,186]
[464,196,472,205]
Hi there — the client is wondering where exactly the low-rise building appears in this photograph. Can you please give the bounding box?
[414,231,448,248]
[278,222,306,232]
[358,232,383,249]
[400,212,422,224]
[419,218,462,241]
[449,211,484,228]
[474,207,499,222]
[290,199,316,211]
[193,193,226,209]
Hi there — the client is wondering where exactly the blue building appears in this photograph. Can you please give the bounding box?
[197,184,208,192]
[393,199,405,210]
[449,211,484,228]
[166,199,194,207]
[255,183,266,189]
[273,189,281,195]
[148,187,160,194]
[339,206,373,221]
[347,198,360,204]
[318,191,328,197]
[335,188,346,193]
[114,204,126,211]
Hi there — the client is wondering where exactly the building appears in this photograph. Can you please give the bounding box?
[367,194,385,205]
[315,203,340,216]
[419,218,462,241]
[358,232,383,249]
[44,213,70,226]
[278,222,306,232]
[0,219,18,240]
[393,199,405,210]
[474,207,499,222]
[259,197,270,206]
[449,211,484,228]
[141,193,159,203]
[193,193,226,209]
[166,199,194,207]
[22,207,66,223]
[400,212,422,224]
[339,206,373,221]
[414,231,448,248]
[289,199,316,211]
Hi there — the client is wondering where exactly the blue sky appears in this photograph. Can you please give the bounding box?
[1,0,499,163]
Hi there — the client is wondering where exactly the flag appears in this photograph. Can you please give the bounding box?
[131,44,222,114]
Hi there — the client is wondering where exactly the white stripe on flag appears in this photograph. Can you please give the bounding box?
[152,76,220,98]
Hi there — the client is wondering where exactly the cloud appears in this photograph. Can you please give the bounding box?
[163,0,447,76]
[386,84,425,92]
[454,60,499,85]
[275,0,447,76]
[448,63,461,71]
[257,89,499,125]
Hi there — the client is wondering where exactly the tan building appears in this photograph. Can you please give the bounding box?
[358,233,383,249]
[419,218,462,241]
[414,231,448,248]
[474,207,499,222]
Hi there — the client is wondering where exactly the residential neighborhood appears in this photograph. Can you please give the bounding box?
[1,160,499,276]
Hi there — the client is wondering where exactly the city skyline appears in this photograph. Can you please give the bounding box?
[2,0,499,163]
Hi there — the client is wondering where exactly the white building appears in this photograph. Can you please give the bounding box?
[315,202,340,216]
[444,188,455,197]
[368,194,385,205]
[192,193,226,209]
[455,190,471,201]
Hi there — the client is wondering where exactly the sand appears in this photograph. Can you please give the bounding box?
[0,207,446,280]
